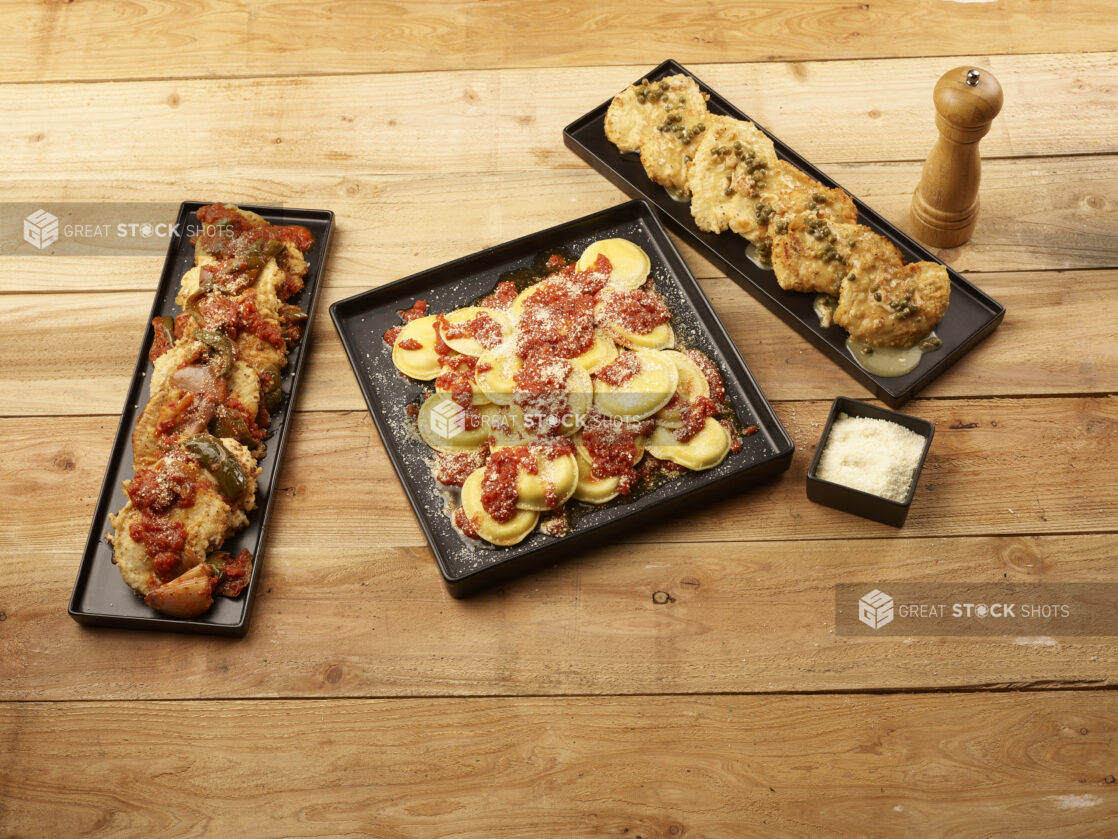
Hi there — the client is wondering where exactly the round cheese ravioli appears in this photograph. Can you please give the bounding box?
[461,468,539,546]
[572,451,621,504]
[507,358,593,438]
[573,426,645,470]
[417,395,494,452]
[392,315,442,380]
[646,417,731,471]
[570,328,619,374]
[490,375,589,444]
[558,363,593,436]
[513,448,579,511]
[474,343,523,405]
[653,350,712,428]
[577,239,651,291]
[594,289,675,350]
[440,307,513,356]
[510,280,552,319]
[435,373,492,407]
[486,404,541,449]
[592,349,679,421]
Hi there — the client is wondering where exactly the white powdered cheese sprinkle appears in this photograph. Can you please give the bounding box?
[816,413,926,502]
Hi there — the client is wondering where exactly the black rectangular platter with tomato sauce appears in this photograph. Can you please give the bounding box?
[563,59,1005,407]
[331,200,794,597]
[68,201,334,636]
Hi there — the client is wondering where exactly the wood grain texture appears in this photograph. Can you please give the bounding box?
[1,54,1115,183]
[2,398,1116,699]
[3,6,1117,834]
[1,154,1114,299]
[4,399,1116,552]
[2,694,1117,837]
[3,1,1117,83]
[4,266,1117,416]
[3,533,1117,700]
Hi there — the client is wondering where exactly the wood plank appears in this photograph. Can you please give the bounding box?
[1,55,1115,183]
[6,534,1118,700]
[288,268,1118,405]
[5,399,1116,551]
[2,1,1115,82]
[1,154,1114,300]
[2,400,1117,699]
[3,265,1116,416]
[2,694,1117,837]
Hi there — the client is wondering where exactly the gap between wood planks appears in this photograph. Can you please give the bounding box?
[3,264,1115,297]
[1,683,1115,704]
[3,53,1115,173]
[2,48,1116,88]
[4,692,1115,837]
[9,520,1118,550]
[3,391,1113,421]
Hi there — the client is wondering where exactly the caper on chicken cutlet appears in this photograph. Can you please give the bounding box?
[605,75,710,197]
[834,260,951,348]
[107,203,314,618]
[770,217,901,297]
[687,115,780,238]
[604,74,950,347]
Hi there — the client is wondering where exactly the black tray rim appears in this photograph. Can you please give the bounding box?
[68,200,335,636]
[562,58,1006,408]
[331,199,794,596]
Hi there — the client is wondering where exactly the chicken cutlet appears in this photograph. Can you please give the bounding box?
[770,217,901,296]
[834,259,950,347]
[132,336,263,468]
[750,161,858,247]
[686,115,779,237]
[109,203,315,618]
[108,438,260,615]
[604,74,709,153]
[604,75,711,197]
[637,109,711,197]
[601,73,951,353]
[688,122,855,252]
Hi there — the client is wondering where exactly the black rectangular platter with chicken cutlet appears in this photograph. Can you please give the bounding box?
[563,59,1005,407]
[69,202,334,635]
[332,200,794,597]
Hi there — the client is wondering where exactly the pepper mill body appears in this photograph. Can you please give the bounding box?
[910,66,1003,249]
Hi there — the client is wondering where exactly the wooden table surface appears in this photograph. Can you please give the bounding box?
[2,2,1117,836]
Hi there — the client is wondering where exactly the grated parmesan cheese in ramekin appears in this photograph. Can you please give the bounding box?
[816,413,926,502]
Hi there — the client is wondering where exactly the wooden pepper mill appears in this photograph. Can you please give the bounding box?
[910,66,1003,248]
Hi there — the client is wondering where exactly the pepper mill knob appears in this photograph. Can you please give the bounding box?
[910,66,1003,248]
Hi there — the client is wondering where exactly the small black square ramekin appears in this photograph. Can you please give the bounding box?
[806,397,935,527]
